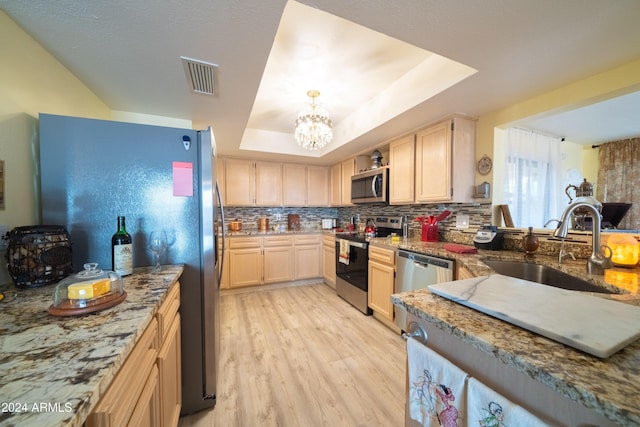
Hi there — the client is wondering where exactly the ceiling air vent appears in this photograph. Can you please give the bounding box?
[181,56,218,96]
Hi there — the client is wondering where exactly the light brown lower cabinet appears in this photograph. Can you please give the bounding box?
[157,283,182,427]
[127,365,160,427]
[367,245,397,323]
[86,281,181,427]
[218,238,230,289]
[226,234,322,288]
[263,235,294,284]
[294,234,322,279]
[228,237,263,288]
[322,234,336,288]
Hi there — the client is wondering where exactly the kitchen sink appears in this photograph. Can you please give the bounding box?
[482,259,616,294]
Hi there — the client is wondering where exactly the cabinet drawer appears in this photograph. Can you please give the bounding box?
[369,245,396,266]
[322,234,336,246]
[263,235,294,247]
[87,319,159,427]
[294,233,321,245]
[228,236,262,249]
[156,282,180,345]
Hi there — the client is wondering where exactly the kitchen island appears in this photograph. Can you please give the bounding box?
[386,238,640,426]
[0,265,183,427]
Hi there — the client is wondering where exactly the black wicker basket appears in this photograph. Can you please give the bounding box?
[6,225,73,288]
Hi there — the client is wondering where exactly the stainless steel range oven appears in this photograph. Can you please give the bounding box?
[335,216,403,314]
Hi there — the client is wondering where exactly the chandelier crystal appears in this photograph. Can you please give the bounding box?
[294,90,333,150]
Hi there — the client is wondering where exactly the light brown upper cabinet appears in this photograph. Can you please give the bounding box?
[283,164,307,206]
[416,120,452,202]
[341,158,355,206]
[330,163,342,206]
[283,164,330,207]
[415,116,475,203]
[389,134,416,205]
[223,158,328,207]
[224,158,255,206]
[306,166,330,206]
[223,159,282,206]
[389,115,476,204]
[255,161,283,206]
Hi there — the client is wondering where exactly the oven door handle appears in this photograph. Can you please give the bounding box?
[347,240,367,249]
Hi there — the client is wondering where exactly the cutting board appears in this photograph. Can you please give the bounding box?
[428,274,640,358]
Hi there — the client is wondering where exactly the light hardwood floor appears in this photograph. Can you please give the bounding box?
[178,282,406,427]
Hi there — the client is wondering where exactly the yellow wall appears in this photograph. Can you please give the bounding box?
[0,11,111,229]
[582,145,600,194]
[477,58,640,223]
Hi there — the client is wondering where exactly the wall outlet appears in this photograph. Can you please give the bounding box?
[456,215,469,229]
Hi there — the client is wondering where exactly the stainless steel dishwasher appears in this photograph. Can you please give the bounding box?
[395,249,454,330]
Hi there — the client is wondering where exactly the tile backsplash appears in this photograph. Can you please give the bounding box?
[223,206,339,231]
[222,202,492,234]
[222,203,638,260]
[338,202,492,236]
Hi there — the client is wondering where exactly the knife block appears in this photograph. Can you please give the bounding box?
[421,223,438,242]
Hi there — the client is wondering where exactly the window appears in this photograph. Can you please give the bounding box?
[503,128,563,228]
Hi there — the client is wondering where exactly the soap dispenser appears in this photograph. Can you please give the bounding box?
[522,227,539,258]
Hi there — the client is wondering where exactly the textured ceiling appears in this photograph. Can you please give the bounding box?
[2,0,640,164]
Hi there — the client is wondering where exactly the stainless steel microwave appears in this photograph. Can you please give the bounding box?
[351,168,388,204]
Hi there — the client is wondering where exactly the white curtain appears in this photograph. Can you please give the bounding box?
[503,128,563,228]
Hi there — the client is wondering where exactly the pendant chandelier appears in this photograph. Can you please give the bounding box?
[294,90,333,151]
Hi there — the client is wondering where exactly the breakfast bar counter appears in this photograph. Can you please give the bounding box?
[386,239,640,426]
[0,265,183,427]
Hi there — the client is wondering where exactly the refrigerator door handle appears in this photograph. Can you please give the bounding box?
[215,180,225,287]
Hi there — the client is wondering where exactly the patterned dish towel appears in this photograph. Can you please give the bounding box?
[339,239,350,265]
[407,337,469,426]
[466,377,549,426]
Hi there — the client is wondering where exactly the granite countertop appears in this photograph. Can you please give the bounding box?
[0,265,184,427]
[371,237,640,297]
[383,238,640,426]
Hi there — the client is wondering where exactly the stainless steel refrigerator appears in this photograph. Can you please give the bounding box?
[38,113,223,415]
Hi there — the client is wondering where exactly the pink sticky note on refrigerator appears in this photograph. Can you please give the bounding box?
[173,161,193,196]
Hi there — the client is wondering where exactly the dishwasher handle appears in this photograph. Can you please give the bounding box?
[399,250,454,270]
[413,259,432,270]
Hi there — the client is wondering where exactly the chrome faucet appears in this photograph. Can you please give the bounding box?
[552,201,612,275]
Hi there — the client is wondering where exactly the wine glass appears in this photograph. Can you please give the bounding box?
[149,231,167,273]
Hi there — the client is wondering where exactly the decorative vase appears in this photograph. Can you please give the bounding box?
[522,227,539,257]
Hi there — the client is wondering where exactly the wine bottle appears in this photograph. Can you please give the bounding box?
[112,216,133,276]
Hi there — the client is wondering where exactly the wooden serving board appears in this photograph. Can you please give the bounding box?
[48,291,127,317]
[428,275,640,358]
